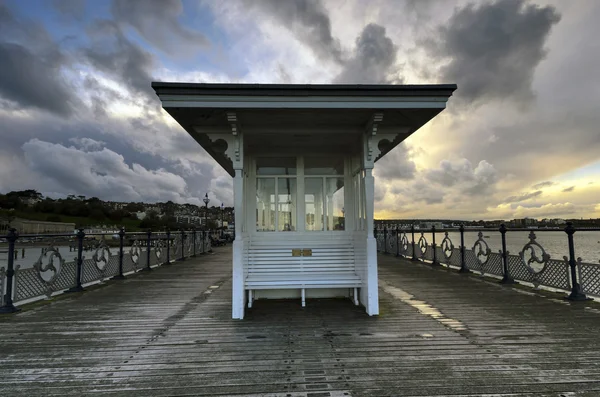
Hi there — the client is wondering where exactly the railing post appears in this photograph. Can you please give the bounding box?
[395,227,400,257]
[373,226,378,251]
[165,229,171,265]
[383,227,388,254]
[192,228,197,257]
[458,224,469,273]
[431,225,439,266]
[67,228,86,292]
[143,230,152,271]
[0,228,20,313]
[565,222,589,301]
[180,230,185,260]
[499,224,515,284]
[411,224,418,261]
[112,227,126,280]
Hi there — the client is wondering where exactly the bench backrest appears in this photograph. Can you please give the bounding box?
[247,241,355,275]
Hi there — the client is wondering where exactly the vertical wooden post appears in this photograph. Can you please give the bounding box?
[232,168,245,319]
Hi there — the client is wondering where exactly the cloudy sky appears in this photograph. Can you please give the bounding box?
[0,0,599,220]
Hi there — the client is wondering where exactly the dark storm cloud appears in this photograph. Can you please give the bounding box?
[425,159,498,196]
[504,190,542,203]
[111,0,209,57]
[250,0,343,64]
[562,186,575,193]
[0,42,74,116]
[83,19,156,99]
[334,23,400,84]
[532,181,555,189]
[424,0,560,105]
[0,4,75,116]
[374,143,416,181]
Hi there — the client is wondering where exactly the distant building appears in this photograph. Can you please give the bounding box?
[9,218,75,234]
[514,218,538,227]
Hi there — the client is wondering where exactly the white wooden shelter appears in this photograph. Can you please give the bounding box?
[152,83,456,319]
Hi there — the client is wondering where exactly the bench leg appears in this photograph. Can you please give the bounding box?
[301,288,306,308]
[248,290,253,309]
[353,287,359,306]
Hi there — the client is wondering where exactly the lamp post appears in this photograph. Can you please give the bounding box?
[220,202,224,238]
[341,207,345,230]
[203,193,210,234]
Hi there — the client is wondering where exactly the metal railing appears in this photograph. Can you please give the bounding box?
[0,228,227,313]
[376,223,600,301]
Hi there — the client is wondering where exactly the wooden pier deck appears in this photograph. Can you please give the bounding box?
[2,247,600,396]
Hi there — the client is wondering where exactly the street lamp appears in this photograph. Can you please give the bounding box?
[220,203,224,238]
[203,193,210,232]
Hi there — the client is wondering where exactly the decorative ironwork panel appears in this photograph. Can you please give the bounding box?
[484,252,504,276]
[387,231,397,254]
[138,248,148,269]
[580,261,600,296]
[536,259,570,290]
[464,249,483,273]
[449,248,462,268]
[123,253,135,274]
[0,267,5,306]
[471,232,491,274]
[195,235,203,254]
[424,245,434,262]
[129,240,142,270]
[14,260,77,302]
[172,234,182,258]
[184,236,193,257]
[205,234,212,251]
[398,232,409,257]
[417,234,427,260]
[405,243,413,259]
[376,233,384,252]
[435,246,447,265]
[154,239,165,264]
[507,254,536,284]
[440,233,455,265]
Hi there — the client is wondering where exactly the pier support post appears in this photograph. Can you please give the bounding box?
[66,229,86,292]
[112,227,126,280]
[458,224,470,273]
[565,222,590,301]
[499,224,515,284]
[431,225,439,266]
[383,227,388,254]
[0,229,20,314]
[142,230,152,271]
[411,224,418,261]
[165,230,171,265]
[192,228,197,257]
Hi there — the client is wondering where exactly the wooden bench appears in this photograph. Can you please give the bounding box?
[245,242,361,308]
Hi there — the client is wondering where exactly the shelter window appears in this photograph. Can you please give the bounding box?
[256,157,296,175]
[305,156,344,175]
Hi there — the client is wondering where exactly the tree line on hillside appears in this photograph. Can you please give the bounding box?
[0,190,230,230]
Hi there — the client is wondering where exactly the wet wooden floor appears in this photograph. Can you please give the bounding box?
[2,247,600,396]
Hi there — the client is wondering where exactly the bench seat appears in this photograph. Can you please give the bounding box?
[244,243,361,308]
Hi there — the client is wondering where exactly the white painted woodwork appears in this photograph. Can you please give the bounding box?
[153,83,456,319]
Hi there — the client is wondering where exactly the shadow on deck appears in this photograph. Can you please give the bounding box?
[2,246,600,396]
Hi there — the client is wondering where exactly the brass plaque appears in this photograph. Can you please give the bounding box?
[292,249,302,257]
[303,249,313,257]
